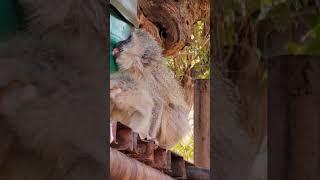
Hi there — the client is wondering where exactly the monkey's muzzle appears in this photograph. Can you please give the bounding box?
[112,36,131,59]
[112,48,121,58]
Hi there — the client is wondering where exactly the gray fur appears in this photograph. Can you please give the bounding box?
[110,29,190,149]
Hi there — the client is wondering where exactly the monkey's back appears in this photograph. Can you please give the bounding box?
[147,63,190,148]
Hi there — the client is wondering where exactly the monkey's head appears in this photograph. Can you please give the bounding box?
[112,29,163,73]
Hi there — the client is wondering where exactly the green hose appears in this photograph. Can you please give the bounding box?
[0,0,135,74]
[110,6,133,73]
[0,0,19,40]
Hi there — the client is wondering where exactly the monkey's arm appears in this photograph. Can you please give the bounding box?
[110,74,154,139]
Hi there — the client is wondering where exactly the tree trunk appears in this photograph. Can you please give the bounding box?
[138,0,209,110]
[138,0,209,56]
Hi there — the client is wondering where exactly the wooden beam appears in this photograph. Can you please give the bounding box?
[286,58,320,180]
[153,148,171,172]
[111,123,211,179]
[186,165,210,180]
[128,141,157,165]
[269,56,320,180]
[194,79,210,168]
[110,148,174,180]
[111,123,138,151]
[170,153,187,178]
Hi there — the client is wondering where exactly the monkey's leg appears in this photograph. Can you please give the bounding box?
[146,97,163,142]
[110,88,122,114]
[111,93,154,139]
[158,104,190,149]
[111,105,153,140]
[110,75,156,139]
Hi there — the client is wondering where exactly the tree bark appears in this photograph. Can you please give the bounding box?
[138,0,209,110]
[138,0,209,56]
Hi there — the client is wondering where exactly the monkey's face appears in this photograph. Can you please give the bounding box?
[112,29,162,72]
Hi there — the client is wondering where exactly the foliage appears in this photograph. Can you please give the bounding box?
[222,0,320,58]
[286,17,320,55]
[171,108,194,162]
[169,0,319,162]
[166,20,210,161]
[171,133,195,162]
[166,21,210,80]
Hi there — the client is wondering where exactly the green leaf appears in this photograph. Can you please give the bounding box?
[286,42,306,55]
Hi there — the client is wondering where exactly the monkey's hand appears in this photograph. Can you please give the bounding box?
[110,75,136,99]
[110,79,120,89]
[110,79,123,99]
[110,87,122,99]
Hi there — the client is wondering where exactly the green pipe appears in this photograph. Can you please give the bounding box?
[0,0,19,40]
[110,6,134,73]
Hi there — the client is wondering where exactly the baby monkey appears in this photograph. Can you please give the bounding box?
[110,29,190,149]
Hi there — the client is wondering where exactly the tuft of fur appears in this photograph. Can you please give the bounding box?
[110,73,154,139]
[110,29,190,148]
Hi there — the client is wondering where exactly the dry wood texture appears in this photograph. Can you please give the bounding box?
[194,79,210,168]
[110,148,174,180]
[269,56,320,180]
[111,123,210,179]
[138,0,209,56]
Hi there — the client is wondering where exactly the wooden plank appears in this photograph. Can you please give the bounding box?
[128,141,157,165]
[186,165,210,180]
[269,57,320,180]
[153,148,171,172]
[194,79,210,168]
[110,123,211,179]
[170,153,187,178]
[110,148,174,180]
[268,57,289,180]
[286,59,320,180]
[111,123,137,151]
